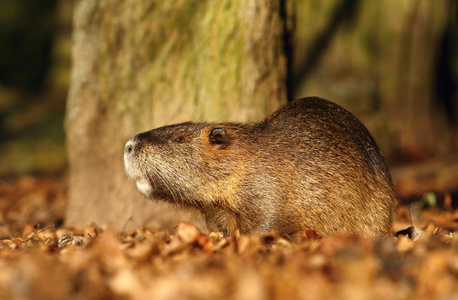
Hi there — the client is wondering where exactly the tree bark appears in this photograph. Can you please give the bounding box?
[65,0,291,230]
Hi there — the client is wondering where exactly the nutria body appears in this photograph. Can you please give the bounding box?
[124,97,396,237]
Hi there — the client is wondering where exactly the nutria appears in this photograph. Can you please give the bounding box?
[124,97,396,237]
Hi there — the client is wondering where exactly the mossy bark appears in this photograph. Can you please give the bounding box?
[65,0,291,229]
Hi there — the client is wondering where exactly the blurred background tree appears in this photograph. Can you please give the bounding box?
[294,0,458,162]
[0,0,456,228]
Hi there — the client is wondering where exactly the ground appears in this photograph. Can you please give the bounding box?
[0,175,456,300]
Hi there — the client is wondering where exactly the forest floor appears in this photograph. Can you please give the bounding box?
[0,174,457,300]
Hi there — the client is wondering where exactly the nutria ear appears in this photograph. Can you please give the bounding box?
[209,127,228,146]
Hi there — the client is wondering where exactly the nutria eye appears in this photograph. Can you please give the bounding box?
[173,136,184,143]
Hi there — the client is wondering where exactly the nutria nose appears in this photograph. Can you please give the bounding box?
[124,139,136,155]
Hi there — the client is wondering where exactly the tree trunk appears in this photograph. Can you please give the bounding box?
[65,0,292,230]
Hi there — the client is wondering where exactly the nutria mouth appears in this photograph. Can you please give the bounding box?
[124,140,152,197]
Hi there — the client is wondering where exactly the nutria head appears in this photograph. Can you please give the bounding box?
[124,121,253,206]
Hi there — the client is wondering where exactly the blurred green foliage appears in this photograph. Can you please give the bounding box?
[0,0,57,91]
[0,0,69,176]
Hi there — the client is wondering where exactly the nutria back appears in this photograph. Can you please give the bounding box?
[124,97,396,237]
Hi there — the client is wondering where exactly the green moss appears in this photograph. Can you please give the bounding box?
[0,112,67,175]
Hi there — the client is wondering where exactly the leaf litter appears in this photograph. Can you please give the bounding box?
[0,175,457,300]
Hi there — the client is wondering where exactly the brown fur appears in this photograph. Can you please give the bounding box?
[124,97,397,237]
